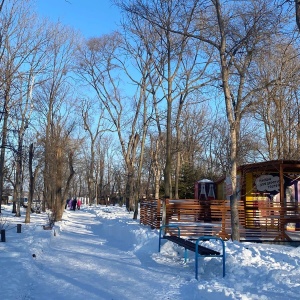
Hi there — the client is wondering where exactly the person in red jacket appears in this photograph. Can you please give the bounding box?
[77,199,81,210]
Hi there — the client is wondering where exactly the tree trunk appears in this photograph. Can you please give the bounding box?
[55,150,75,221]
[164,100,172,198]
[25,144,34,223]
[125,170,135,212]
[0,92,9,214]
[174,150,180,199]
[217,0,240,241]
[15,143,22,218]
[229,127,240,241]
[133,191,139,219]
[295,0,300,32]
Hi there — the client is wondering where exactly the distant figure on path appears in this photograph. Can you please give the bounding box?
[72,198,77,211]
[65,199,70,209]
[77,199,81,210]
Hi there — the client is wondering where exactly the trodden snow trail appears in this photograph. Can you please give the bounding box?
[10,206,196,300]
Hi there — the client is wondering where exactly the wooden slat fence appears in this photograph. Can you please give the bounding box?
[140,198,162,229]
[140,198,300,242]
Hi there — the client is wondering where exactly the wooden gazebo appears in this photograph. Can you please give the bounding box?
[140,160,300,242]
[237,160,300,241]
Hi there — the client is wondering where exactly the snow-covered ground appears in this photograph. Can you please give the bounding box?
[0,204,300,300]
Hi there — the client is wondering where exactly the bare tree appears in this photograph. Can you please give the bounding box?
[116,0,215,200]
[76,30,154,218]
[251,38,300,160]
[0,0,49,213]
[34,23,78,221]
[25,143,40,223]
[80,98,108,205]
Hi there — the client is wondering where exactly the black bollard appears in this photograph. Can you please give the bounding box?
[17,224,22,233]
[1,229,6,242]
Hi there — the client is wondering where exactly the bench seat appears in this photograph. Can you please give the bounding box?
[163,235,220,255]
[158,225,225,279]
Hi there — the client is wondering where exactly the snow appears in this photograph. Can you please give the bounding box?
[1,204,300,300]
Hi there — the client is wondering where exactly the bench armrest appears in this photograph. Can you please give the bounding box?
[159,225,181,252]
[195,236,226,279]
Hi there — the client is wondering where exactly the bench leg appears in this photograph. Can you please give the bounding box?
[184,248,188,263]
[222,254,225,277]
[158,236,162,252]
[195,253,199,280]
[195,237,226,280]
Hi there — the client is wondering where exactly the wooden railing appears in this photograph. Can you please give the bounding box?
[140,198,162,229]
[164,199,245,239]
[139,198,300,241]
[243,200,300,241]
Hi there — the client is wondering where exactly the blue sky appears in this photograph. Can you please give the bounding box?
[35,0,120,37]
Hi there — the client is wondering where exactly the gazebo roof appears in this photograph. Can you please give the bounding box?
[239,160,300,174]
[215,160,300,184]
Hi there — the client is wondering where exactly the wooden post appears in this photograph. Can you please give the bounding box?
[162,198,168,227]
[156,198,161,229]
[279,164,285,239]
[17,224,22,233]
[1,229,5,242]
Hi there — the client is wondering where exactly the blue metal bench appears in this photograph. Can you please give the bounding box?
[159,225,225,279]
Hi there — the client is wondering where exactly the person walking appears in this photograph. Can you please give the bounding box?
[72,198,77,211]
[65,199,70,209]
[77,199,81,210]
[68,199,73,210]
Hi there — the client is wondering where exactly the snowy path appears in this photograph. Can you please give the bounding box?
[0,207,197,300]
